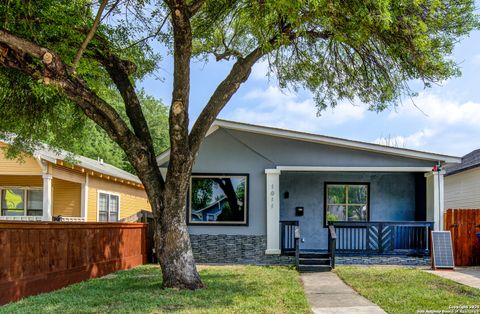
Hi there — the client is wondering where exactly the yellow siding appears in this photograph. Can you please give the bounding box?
[87,176,150,222]
[51,165,85,184]
[0,175,43,187]
[0,143,42,175]
[52,178,81,217]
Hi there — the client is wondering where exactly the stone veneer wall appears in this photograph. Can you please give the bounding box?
[190,234,431,266]
[190,234,295,264]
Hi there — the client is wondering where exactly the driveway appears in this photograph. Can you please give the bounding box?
[300,272,386,314]
[425,267,480,289]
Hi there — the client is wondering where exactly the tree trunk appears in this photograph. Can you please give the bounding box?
[155,163,203,290]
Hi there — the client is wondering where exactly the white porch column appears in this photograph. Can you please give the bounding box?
[42,174,53,221]
[80,174,89,221]
[425,170,445,231]
[265,169,281,255]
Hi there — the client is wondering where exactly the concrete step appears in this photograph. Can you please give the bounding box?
[299,258,331,265]
[298,264,332,272]
[299,252,330,259]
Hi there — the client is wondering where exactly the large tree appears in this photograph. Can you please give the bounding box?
[0,0,477,289]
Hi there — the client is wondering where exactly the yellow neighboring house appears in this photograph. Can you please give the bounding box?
[0,142,151,222]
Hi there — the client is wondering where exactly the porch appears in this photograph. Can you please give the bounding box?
[265,166,445,262]
[0,173,87,222]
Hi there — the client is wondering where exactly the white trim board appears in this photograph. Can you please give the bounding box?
[156,119,461,165]
[96,190,121,222]
[276,166,434,172]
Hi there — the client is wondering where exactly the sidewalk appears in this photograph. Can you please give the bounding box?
[425,267,480,289]
[300,272,386,314]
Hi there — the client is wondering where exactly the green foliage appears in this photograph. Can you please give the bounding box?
[326,213,338,222]
[0,0,478,171]
[0,0,167,172]
[191,178,214,210]
[336,266,480,314]
[192,0,478,111]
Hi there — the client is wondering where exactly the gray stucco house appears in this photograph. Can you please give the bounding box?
[157,120,460,267]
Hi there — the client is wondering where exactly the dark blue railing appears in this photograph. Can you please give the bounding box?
[329,221,434,256]
[280,220,299,254]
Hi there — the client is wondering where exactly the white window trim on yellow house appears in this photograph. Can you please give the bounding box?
[0,186,43,217]
[0,140,146,222]
[96,190,121,222]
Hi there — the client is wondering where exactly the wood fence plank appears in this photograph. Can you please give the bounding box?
[0,222,148,305]
[445,208,480,266]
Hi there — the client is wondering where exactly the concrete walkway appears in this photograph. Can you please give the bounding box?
[425,267,480,289]
[300,272,386,314]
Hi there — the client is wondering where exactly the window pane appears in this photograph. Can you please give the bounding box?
[347,205,368,221]
[348,185,368,204]
[27,190,43,216]
[99,193,108,212]
[99,212,108,222]
[1,189,25,216]
[109,212,118,222]
[109,195,119,213]
[327,185,346,204]
[326,205,346,222]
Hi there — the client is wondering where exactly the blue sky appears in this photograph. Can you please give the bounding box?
[141,14,480,158]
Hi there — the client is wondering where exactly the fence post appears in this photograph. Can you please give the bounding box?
[378,222,384,254]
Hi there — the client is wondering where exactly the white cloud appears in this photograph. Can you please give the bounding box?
[226,86,367,133]
[383,93,480,155]
[251,60,270,80]
[472,54,480,67]
[375,129,438,149]
[388,93,480,126]
[223,85,480,157]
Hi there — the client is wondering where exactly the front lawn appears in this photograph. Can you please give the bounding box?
[336,266,480,314]
[0,265,310,314]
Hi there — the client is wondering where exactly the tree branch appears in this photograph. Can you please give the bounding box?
[72,0,108,69]
[188,28,332,156]
[122,13,170,50]
[0,29,165,190]
[166,2,195,179]
[188,46,264,155]
[188,0,206,16]
[94,50,153,145]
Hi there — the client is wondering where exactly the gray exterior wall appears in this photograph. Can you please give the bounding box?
[186,128,435,238]
[279,172,417,250]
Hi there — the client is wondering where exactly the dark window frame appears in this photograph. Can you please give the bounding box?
[323,182,370,227]
[187,173,249,226]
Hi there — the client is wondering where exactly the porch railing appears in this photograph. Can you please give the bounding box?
[328,224,337,268]
[280,220,299,254]
[330,221,434,256]
[0,216,43,222]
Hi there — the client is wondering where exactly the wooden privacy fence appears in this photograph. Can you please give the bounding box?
[0,222,147,305]
[444,208,480,266]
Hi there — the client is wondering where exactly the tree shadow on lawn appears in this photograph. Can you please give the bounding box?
[1,265,278,314]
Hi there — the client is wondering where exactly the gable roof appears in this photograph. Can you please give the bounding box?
[34,146,142,184]
[156,119,461,165]
[1,140,141,184]
[445,149,480,176]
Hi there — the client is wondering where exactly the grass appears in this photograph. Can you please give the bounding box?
[0,265,310,314]
[335,266,480,314]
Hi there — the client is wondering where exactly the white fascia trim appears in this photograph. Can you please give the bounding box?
[155,123,221,165]
[265,169,281,174]
[276,166,434,172]
[214,119,461,163]
[156,149,171,165]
